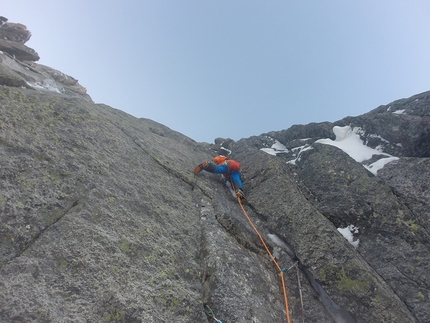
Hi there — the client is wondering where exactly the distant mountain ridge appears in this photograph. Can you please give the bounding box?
[1,17,429,323]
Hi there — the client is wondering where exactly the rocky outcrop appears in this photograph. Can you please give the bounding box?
[0,18,32,44]
[0,18,39,61]
[1,18,429,323]
[0,17,88,100]
[0,38,40,61]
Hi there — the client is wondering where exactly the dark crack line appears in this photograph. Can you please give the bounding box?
[0,198,81,271]
[384,261,421,321]
[390,260,429,289]
[390,187,430,239]
[20,199,79,255]
[129,135,196,190]
[138,147,193,186]
[119,127,225,201]
[242,201,269,222]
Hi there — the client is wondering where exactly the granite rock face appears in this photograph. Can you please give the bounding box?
[1,18,429,323]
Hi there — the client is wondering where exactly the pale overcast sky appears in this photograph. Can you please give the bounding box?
[4,1,430,143]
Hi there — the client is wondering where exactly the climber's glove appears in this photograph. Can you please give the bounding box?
[194,161,209,174]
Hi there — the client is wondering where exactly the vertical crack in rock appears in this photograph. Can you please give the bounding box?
[269,231,357,323]
[299,264,358,323]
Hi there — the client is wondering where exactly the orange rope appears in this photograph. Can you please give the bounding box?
[238,197,291,323]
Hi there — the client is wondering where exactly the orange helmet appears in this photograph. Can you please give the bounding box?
[213,155,227,165]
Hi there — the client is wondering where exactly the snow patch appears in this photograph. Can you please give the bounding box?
[315,126,397,174]
[260,140,289,156]
[268,233,287,248]
[367,134,390,144]
[219,145,232,156]
[287,145,313,165]
[27,80,62,93]
[337,225,360,248]
[316,126,390,163]
[260,126,399,175]
[364,156,399,175]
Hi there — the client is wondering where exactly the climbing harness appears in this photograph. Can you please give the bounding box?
[236,195,292,323]
[204,305,227,323]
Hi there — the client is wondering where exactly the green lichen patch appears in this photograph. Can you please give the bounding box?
[103,308,123,322]
[336,268,370,296]
[119,239,136,255]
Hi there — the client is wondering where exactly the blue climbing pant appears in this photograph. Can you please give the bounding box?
[214,164,243,189]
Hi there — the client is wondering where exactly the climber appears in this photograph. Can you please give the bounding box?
[194,155,246,203]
